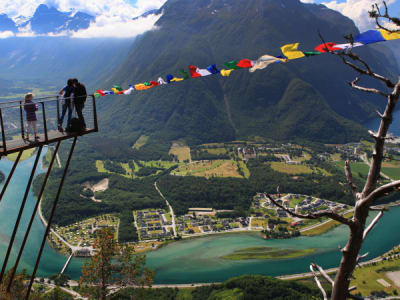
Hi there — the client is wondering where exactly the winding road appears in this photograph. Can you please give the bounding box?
[154,181,177,237]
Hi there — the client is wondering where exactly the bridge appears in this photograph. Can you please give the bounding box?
[0,95,98,299]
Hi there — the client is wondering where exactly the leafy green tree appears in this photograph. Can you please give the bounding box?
[79,228,153,300]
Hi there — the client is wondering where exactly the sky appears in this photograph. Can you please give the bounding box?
[301,0,400,31]
[0,0,399,38]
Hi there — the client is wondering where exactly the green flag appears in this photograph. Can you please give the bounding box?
[179,69,190,80]
[224,61,241,70]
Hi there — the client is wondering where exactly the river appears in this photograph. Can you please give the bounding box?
[0,110,399,283]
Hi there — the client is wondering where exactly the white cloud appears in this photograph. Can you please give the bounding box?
[0,0,167,38]
[301,0,398,31]
[71,13,162,38]
[0,31,15,39]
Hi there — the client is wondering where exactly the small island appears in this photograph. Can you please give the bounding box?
[221,247,315,260]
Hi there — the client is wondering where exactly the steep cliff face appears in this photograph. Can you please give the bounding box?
[98,0,398,144]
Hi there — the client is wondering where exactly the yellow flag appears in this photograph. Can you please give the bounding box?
[378,29,400,40]
[220,69,234,77]
[170,77,184,82]
[280,43,305,60]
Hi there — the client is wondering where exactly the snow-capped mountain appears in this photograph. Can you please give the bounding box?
[1,4,95,35]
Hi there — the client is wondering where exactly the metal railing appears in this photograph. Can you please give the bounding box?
[0,94,98,155]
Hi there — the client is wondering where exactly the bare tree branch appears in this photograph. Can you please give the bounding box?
[349,78,389,97]
[345,160,359,200]
[311,263,334,286]
[338,52,395,88]
[362,180,400,207]
[369,1,400,32]
[357,252,369,264]
[310,264,328,300]
[266,194,353,226]
[363,210,384,240]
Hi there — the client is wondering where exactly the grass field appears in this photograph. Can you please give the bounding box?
[171,160,244,178]
[292,152,311,162]
[205,148,228,155]
[288,196,305,208]
[302,211,353,236]
[238,161,250,178]
[140,160,178,169]
[251,218,266,228]
[350,258,400,297]
[221,247,315,260]
[96,160,108,173]
[132,135,149,150]
[330,153,342,161]
[381,167,400,180]
[169,145,191,162]
[335,161,369,180]
[270,162,313,174]
[6,147,36,162]
[121,163,134,178]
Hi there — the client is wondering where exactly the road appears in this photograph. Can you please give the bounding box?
[360,153,392,181]
[154,181,177,237]
[299,209,355,233]
[38,200,93,254]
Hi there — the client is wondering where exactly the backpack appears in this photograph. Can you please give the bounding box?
[68,117,83,132]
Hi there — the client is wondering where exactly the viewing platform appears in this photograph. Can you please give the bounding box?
[0,95,98,157]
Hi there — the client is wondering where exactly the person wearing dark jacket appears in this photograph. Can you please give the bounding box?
[72,78,87,129]
[24,93,39,141]
[58,78,74,131]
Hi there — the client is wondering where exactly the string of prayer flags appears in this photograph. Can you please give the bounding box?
[280,43,305,60]
[96,29,400,97]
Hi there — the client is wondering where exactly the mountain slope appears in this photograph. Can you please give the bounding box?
[0,14,17,32]
[98,0,398,145]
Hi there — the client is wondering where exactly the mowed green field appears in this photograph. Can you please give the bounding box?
[132,135,149,149]
[350,258,400,297]
[172,160,245,178]
[381,164,400,180]
[169,145,191,162]
[270,162,313,174]
[335,161,369,180]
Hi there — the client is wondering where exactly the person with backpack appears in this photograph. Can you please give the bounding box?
[58,78,74,131]
[71,78,87,131]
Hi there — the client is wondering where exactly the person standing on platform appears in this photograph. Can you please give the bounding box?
[72,78,87,130]
[23,93,39,141]
[58,78,74,131]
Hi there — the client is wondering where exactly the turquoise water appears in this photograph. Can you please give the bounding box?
[0,150,84,279]
[0,146,399,284]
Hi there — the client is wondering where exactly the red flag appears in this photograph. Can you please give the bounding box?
[314,42,341,53]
